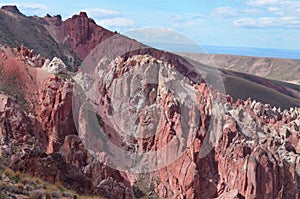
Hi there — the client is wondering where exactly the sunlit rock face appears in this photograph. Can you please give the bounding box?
[75,54,202,172]
[36,76,75,153]
[42,57,68,74]
[0,94,32,143]
[75,53,300,198]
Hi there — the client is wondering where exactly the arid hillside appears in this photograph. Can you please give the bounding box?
[180,52,300,85]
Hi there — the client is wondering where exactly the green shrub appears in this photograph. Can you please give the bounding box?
[133,174,160,199]
[20,176,32,185]
[32,177,43,185]
[54,181,65,191]
[0,193,7,199]
[0,65,3,78]
[50,190,62,198]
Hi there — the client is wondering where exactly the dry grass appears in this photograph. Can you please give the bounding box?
[0,164,104,199]
[3,168,15,177]
[78,196,105,199]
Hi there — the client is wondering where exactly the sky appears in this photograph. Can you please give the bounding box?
[1,0,300,52]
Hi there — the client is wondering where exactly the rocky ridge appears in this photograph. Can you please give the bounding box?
[180,53,300,85]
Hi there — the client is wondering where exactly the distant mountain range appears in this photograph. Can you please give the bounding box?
[179,52,300,85]
[146,42,300,60]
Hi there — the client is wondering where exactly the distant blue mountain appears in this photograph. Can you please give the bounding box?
[203,45,300,60]
[146,42,300,60]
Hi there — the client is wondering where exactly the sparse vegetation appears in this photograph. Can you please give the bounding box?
[0,72,30,113]
[56,72,73,81]
[0,163,104,199]
[0,65,3,78]
[3,168,15,177]
[78,196,104,199]
[29,190,44,199]
[133,174,160,199]
[0,193,7,199]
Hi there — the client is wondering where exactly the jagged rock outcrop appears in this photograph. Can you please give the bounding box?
[18,45,45,68]
[1,5,22,15]
[59,135,134,198]
[54,12,115,61]
[44,14,62,26]
[0,94,32,143]
[153,86,300,198]
[11,148,94,194]
[36,76,76,153]
[78,53,300,199]
[0,45,135,198]
[42,57,68,74]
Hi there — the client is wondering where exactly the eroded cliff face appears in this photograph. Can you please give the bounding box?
[36,76,75,153]
[155,94,300,198]
[44,12,115,61]
[76,53,300,199]
[0,46,135,198]
[1,41,300,199]
[0,94,33,145]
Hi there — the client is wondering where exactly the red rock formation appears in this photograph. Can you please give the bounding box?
[44,14,62,26]
[59,135,134,198]
[51,12,115,61]
[0,94,32,143]
[11,149,94,194]
[86,54,300,199]
[36,76,76,153]
[0,46,135,198]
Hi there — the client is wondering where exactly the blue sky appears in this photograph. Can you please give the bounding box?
[1,0,300,51]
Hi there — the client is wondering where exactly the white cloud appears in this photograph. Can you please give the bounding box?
[83,8,120,18]
[246,0,278,7]
[21,4,48,10]
[267,6,284,15]
[210,7,261,18]
[99,18,135,28]
[211,7,238,17]
[267,1,300,16]
[234,18,257,27]
[234,16,300,28]
[20,4,49,16]
[124,28,196,45]
[171,15,207,29]
[241,8,261,14]
[238,0,300,29]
